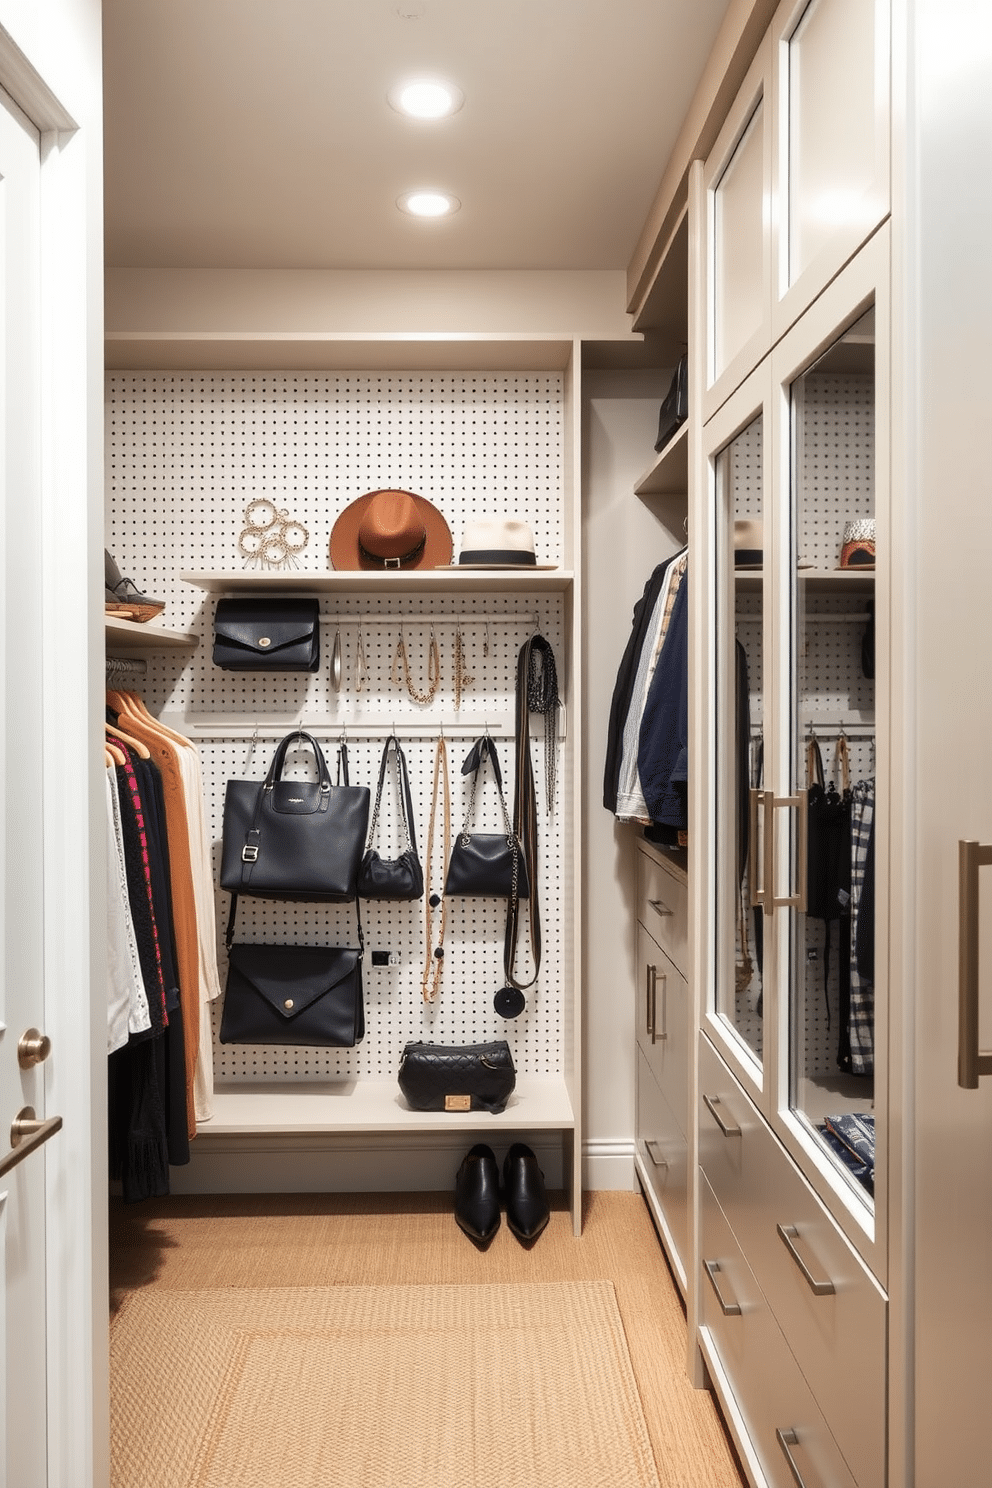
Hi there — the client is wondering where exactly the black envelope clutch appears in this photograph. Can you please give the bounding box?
[213,596,321,671]
[220,941,364,1046]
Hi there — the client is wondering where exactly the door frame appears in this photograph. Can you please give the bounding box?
[0,22,107,1487]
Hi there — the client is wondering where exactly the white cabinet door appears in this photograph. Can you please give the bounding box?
[0,85,58,1488]
[907,1,992,1477]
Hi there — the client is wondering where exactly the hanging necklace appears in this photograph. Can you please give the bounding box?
[391,625,440,705]
[354,623,369,694]
[422,735,450,1003]
[526,633,561,812]
[453,623,474,711]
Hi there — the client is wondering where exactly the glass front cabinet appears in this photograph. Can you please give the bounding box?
[699,229,888,1282]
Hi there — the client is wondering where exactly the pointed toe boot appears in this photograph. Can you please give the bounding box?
[503,1142,550,1242]
[454,1143,501,1243]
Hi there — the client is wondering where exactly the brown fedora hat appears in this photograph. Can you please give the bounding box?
[329,489,453,571]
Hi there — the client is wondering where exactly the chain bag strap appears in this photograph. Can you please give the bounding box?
[357,735,424,900]
[422,735,450,1002]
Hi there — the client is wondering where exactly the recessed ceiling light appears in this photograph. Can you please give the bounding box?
[389,78,464,120]
[398,190,460,218]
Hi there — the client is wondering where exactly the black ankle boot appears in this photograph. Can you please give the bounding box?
[454,1143,501,1243]
[503,1142,550,1242]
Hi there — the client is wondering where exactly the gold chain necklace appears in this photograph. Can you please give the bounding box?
[391,626,440,705]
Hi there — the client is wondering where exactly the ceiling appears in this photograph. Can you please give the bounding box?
[102,0,730,273]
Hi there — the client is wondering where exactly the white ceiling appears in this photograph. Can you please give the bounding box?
[102,0,730,273]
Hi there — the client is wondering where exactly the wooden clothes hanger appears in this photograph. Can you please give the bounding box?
[105,720,151,760]
[105,740,126,767]
[114,688,192,750]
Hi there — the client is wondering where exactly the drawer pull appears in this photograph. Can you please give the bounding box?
[776,1428,811,1488]
[645,964,655,1039]
[648,897,673,919]
[703,1093,741,1138]
[703,1258,742,1317]
[644,1140,669,1170]
[776,1223,836,1296]
[652,971,667,1044]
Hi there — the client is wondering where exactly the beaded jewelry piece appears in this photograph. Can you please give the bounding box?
[453,624,474,711]
[421,735,450,1004]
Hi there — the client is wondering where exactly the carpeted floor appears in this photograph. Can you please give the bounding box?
[109,1189,745,1488]
[111,1281,661,1488]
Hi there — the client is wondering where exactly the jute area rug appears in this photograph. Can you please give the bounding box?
[110,1280,662,1488]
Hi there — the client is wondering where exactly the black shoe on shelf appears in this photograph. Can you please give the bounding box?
[454,1143,501,1244]
[503,1142,550,1242]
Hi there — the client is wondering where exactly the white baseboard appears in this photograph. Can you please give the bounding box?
[164,1133,638,1197]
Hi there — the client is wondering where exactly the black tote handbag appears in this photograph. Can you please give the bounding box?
[212,596,321,671]
[357,735,424,900]
[445,736,529,898]
[220,730,370,903]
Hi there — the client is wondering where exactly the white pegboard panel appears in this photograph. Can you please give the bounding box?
[105,370,572,1087]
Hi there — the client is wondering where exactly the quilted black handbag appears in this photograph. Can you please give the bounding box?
[357,736,424,900]
[397,1040,515,1113]
[445,736,529,898]
[212,596,321,671]
[220,731,369,903]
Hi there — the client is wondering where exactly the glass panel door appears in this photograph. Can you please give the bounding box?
[787,308,876,1202]
[714,411,766,1068]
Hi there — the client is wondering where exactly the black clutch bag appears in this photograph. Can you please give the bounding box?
[397,1040,516,1114]
[213,596,321,671]
[654,354,688,453]
[219,941,364,1047]
[445,736,529,898]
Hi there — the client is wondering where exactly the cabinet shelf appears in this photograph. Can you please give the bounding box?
[735,568,874,595]
[181,569,573,596]
[201,1074,575,1136]
[106,616,199,651]
[634,421,689,497]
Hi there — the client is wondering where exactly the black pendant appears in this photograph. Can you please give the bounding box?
[494,984,526,1018]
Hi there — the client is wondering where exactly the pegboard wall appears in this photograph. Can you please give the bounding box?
[105,371,573,1084]
[727,376,876,1082]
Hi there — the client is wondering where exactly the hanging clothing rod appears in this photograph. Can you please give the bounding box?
[105,656,148,676]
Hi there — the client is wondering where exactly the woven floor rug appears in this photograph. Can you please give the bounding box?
[110,1280,661,1488]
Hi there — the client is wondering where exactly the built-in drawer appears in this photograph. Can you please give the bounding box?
[636,922,689,1133]
[637,847,688,976]
[698,1035,886,1487]
[700,1172,858,1488]
[636,1047,688,1278]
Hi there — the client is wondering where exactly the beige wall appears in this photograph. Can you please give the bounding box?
[106,266,634,339]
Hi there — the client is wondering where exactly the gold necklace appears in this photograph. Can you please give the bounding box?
[391,626,440,705]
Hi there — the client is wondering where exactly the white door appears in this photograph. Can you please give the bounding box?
[0,85,61,1487]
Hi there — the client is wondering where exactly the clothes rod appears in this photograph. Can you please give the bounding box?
[163,710,567,742]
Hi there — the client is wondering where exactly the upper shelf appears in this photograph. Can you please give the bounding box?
[181,569,575,596]
[736,569,875,594]
[106,615,198,651]
[105,333,578,373]
[634,421,689,497]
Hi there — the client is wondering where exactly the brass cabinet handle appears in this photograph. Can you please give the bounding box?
[771,792,808,912]
[749,787,767,909]
[0,1107,63,1180]
[702,1092,742,1138]
[776,1428,811,1488]
[652,971,667,1044]
[644,1140,668,1170]
[776,1223,836,1296]
[645,964,655,1039]
[703,1258,742,1317]
[648,897,673,918]
[958,840,992,1087]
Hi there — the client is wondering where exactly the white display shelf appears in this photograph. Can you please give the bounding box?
[106,615,198,651]
[181,569,573,597]
[201,1074,575,1136]
[634,420,689,497]
[735,568,875,595]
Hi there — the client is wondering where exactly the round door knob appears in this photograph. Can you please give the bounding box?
[17,1029,51,1068]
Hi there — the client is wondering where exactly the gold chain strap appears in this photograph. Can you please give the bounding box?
[391,626,440,705]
